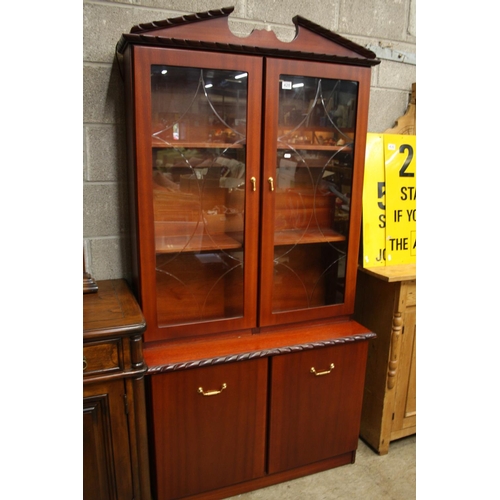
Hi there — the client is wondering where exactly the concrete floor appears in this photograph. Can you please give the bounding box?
[227,435,416,500]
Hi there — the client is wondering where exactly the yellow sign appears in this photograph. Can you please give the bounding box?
[362,134,386,267]
[361,134,416,267]
[384,134,416,265]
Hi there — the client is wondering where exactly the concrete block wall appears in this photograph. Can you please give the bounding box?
[83,0,416,281]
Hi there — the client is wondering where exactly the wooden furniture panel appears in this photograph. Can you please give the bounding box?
[83,394,113,500]
[354,264,416,454]
[83,380,132,500]
[268,342,369,473]
[83,280,151,500]
[150,359,268,500]
[83,339,121,376]
[392,297,416,438]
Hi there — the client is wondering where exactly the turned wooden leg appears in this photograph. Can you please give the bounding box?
[387,312,403,390]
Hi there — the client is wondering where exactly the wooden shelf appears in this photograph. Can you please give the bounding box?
[278,126,353,152]
[277,144,351,152]
[279,126,354,133]
[152,140,348,151]
[155,232,243,254]
[274,228,346,246]
[155,228,345,253]
[153,140,245,149]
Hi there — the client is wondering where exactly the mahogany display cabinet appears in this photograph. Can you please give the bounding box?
[116,7,380,499]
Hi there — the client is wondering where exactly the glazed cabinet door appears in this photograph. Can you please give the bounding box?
[83,380,133,500]
[150,359,268,500]
[268,342,368,474]
[259,59,371,327]
[130,46,262,342]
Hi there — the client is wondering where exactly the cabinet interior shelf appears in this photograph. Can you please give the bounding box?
[152,140,245,149]
[155,232,243,254]
[152,142,351,153]
[277,144,351,152]
[274,228,345,246]
[155,228,345,254]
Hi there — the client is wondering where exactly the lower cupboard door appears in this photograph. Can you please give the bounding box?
[268,342,368,474]
[150,358,268,500]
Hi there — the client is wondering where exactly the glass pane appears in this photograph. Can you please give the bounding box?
[272,75,358,313]
[150,65,248,327]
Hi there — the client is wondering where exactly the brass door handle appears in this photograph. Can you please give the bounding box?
[268,177,274,191]
[250,176,256,191]
[197,383,227,396]
[310,363,334,376]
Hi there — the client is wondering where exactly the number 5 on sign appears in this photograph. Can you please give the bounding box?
[362,134,386,268]
[384,134,416,265]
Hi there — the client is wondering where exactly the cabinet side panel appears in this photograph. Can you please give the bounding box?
[123,47,141,299]
[343,67,372,311]
[354,271,397,449]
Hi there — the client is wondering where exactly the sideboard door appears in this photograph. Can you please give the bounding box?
[83,379,133,500]
[150,359,268,500]
[268,342,368,474]
[392,282,417,438]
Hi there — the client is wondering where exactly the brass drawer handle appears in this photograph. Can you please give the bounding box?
[198,383,227,396]
[83,356,88,371]
[310,363,334,376]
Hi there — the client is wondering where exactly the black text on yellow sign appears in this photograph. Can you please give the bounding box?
[362,134,416,267]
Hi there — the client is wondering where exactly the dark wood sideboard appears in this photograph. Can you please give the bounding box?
[83,279,151,500]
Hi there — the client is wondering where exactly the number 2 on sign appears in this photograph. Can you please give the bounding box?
[398,144,415,177]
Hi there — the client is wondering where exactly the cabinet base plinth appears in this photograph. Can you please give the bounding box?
[173,452,356,500]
